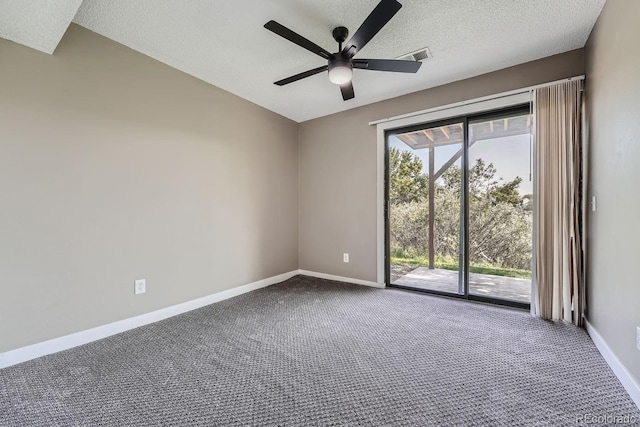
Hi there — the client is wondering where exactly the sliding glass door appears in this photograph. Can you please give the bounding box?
[387,119,465,297]
[467,111,533,304]
[386,105,532,308]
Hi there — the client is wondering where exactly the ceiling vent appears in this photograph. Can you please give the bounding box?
[397,47,432,62]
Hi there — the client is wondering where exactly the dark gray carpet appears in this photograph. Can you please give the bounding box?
[1,275,638,426]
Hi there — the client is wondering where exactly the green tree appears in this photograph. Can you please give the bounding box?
[469,158,498,197]
[390,157,532,271]
[522,194,533,212]
[441,165,461,192]
[389,147,428,204]
[390,202,429,254]
[444,159,524,206]
[491,176,524,206]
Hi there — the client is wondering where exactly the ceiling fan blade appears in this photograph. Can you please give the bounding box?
[340,82,355,101]
[265,20,331,60]
[353,58,422,73]
[342,0,402,58]
[274,65,329,86]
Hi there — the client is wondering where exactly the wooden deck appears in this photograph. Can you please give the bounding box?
[392,267,531,304]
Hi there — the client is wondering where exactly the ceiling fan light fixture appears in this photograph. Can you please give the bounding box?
[328,59,353,85]
[265,0,418,100]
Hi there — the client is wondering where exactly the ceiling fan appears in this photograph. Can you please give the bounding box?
[264,0,422,101]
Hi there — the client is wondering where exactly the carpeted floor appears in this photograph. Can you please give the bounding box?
[1,275,638,426]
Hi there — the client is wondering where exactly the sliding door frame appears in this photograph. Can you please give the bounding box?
[384,115,468,298]
[384,104,531,310]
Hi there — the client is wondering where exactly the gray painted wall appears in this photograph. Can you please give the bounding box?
[585,0,640,385]
[299,49,585,282]
[0,25,300,353]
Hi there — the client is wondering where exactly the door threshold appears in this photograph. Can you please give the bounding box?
[387,283,530,310]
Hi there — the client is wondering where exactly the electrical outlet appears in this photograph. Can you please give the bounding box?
[637,327,640,351]
[343,253,349,263]
[134,279,146,295]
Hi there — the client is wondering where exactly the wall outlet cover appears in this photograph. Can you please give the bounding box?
[343,253,349,263]
[134,279,146,295]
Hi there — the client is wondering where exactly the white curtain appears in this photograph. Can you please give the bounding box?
[534,80,584,326]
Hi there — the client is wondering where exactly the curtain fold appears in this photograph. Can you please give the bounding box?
[534,80,584,326]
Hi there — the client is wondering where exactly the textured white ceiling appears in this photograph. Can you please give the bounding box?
[1,1,605,121]
[0,0,83,54]
[71,0,605,122]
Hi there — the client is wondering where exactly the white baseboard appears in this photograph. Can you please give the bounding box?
[298,269,385,289]
[0,270,299,370]
[585,319,640,410]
